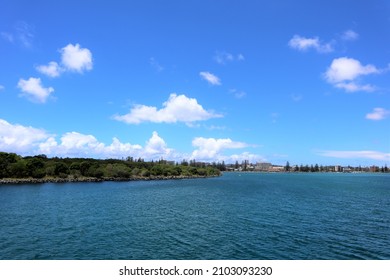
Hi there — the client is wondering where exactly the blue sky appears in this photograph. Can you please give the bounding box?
[1,0,389,166]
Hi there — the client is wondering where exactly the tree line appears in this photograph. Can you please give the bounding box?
[0,152,221,180]
[285,161,389,173]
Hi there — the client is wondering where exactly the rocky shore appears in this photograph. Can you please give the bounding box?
[0,174,220,185]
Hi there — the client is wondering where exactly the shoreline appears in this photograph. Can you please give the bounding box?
[0,174,220,185]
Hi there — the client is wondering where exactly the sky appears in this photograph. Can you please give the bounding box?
[0,0,389,166]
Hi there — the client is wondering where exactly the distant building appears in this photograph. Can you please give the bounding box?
[269,166,285,172]
[335,165,341,172]
[343,167,352,173]
[255,162,272,171]
[370,165,379,172]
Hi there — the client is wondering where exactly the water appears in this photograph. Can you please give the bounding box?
[0,172,389,259]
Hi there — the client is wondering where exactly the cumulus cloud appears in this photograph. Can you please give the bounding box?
[318,150,390,161]
[325,57,379,83]
[213,51,245,64]
[114,93,222,125]
[60,43,93,73]
[0,118,266,162]
[144,131,173,157]
[17,77,54,103]
[288,35,333,53]
[38,132,143,159]
[36,61,61,78]
[365,108,390,121]
[199,71,221,85]
[39,132,145,159]
[324,57,380,92]
[0,119,51,153]
[0,118,179,160]
[36,43,93,77]
[191,137,248,161]
[190,137,266,163]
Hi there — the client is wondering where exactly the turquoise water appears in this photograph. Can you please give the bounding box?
[0,172,389,259]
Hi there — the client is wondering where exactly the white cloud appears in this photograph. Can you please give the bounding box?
[60,43,93,73]
[36,61,62,78]
[36,43,93,77]
[144,131,173,157]
[325,57,379,83]
[288,35,333,53]
[0,118,179,160]
[0,118,266,163]
[365,108,390,121]
[342,30,359,41]
[17,77,54,103]
[40,132,143,158]
[0,119,51,154]
[213,51,245,64]
[324,57,380,92]
[199,71,221,85]
[114,93,222,125]
[191,137,248,161]
[318,150,390,162]
[103,138,142,158]
[38,137,58,155]
[334,82,376,93]
[39,132,144,158]
[0,85,4,91]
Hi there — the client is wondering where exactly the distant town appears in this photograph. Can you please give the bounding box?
[173,159,389,173]
[219,161,389,173]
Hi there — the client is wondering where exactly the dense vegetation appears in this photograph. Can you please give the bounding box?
[0,152,221,180]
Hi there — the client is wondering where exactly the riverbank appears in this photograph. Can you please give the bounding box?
[0,174,221,185]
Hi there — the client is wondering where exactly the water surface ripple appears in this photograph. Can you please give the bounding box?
[0,173,389,259]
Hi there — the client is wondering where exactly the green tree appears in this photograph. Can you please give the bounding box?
[0,152,19,178]
[111,163,131,178]
[9,160,28,178]
[25,157,45,178]
[189,167,198,175]
[131,167,141,176]
[80,161,91,176]
[151,165,163,176]
[54,162,69,176]
[173,166,182,175]
[285,161,290,172]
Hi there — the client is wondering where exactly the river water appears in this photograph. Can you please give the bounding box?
[0,172,389,259]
